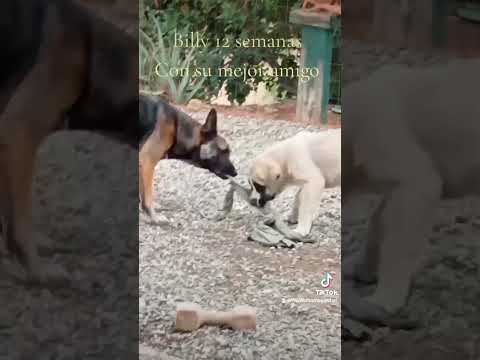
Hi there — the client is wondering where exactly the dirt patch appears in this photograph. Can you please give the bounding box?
[177,99,342,128]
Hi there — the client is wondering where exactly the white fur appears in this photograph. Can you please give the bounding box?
[343,59,480,314]
[200,142,216,160]
[249,130,341,237]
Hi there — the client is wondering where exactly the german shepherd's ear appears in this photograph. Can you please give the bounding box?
[201,108,218,136]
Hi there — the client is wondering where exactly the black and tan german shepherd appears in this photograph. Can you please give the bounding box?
[0,0,139,284]
[139,94,237,223]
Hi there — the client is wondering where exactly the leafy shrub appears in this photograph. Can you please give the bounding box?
[140,0,303,105]
[140,15,207,104]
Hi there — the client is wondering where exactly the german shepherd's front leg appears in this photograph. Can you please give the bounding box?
[0,140,43,283]
[139,120,175,224]
[1,137,69,285]
[0,63,75,285]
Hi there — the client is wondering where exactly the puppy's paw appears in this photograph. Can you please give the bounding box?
[342,255,377,284]
[365,292,406,317]
[291,227,315,243]
[280,227,313,243]
[343,286,418,329]
[293,226,310,238]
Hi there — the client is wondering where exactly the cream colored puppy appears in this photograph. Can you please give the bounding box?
[343,59,480,318]
[249,130,341,237]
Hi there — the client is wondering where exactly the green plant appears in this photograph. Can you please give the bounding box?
[141,0,303,105]
[140,13,207,104]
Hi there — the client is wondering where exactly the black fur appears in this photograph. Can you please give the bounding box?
[1,0,139,149]
[138,94,237,179]
[0,0,140,279]
[139,94,200,157]
[64,2,139,148]
[139,94,160,145]
[0,0,46,110]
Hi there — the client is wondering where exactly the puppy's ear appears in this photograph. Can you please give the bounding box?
[251,159,266,181]
[202,108,217,136]
[270,162,282,181]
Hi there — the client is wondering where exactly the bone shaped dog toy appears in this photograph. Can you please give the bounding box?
[175,302,256,332]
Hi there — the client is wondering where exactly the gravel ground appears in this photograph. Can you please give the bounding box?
[139,115,341,359]
[0,132,137,358]
[342,194,480,359]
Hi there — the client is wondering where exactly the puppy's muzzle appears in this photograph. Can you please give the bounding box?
[250,193,275,208]
[249,198,260,207]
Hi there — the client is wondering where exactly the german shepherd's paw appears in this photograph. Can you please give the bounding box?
[3,258,70,287]
[28,263,70,288]
[150,212,169,225]
[140,209,171,227]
